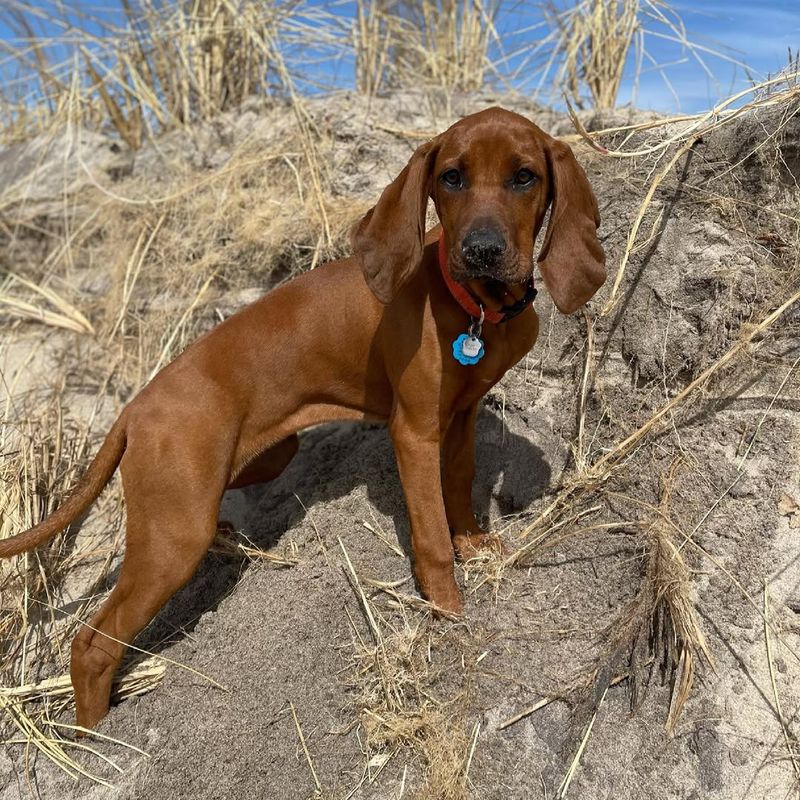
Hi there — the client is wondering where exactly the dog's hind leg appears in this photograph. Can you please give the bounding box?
[70,439,228,731]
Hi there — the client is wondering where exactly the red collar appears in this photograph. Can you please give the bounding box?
[437,234,535,324]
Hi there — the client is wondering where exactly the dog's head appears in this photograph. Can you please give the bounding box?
[351,107,605,314]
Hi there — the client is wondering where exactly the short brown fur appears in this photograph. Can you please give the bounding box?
[0,107,605,730]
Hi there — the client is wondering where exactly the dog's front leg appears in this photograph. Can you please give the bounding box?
[441,404,501,560]
[389,409,462,615]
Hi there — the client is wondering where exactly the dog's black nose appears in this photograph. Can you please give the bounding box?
[461,228,506,270]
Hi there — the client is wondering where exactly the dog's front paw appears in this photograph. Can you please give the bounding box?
[452,532,506,561]
[429,584,464,617]
[420,573,463,617]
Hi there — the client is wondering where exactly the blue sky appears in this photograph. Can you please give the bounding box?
[481,0,799,111]
[1,0,798,114]
[615,0,800,111]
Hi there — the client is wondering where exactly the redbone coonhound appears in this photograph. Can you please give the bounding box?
[0,107,605,730]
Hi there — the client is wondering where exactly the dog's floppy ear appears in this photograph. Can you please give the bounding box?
[537,138,606,314]
[351,139,439,303]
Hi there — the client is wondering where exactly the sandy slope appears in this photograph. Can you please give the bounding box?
[1,92,799,799]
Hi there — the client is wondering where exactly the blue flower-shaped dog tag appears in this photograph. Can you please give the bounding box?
[453,333,485,365]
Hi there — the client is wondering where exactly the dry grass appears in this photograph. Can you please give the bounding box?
[2,0,495,148]
[0,373,128,784]
[534,67,800,515]
[546,0,639,110]
[0,377,119,676]
[0,0,747,156]
[390,0,497,93]
[353,0,499,97]
[493,69,800,753]
[600,462,714,733]
[568,68,800,160]
[467,466,715,736]
[339,540,476,800]
[0,1,344,146]
[353,0,396,97]
[0,273,95,335]
[532,0,748,109]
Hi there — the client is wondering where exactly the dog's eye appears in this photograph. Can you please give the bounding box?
[440,169,462,189]
[513,168,537,188]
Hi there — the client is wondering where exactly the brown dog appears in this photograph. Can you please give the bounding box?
[0,107,605,730]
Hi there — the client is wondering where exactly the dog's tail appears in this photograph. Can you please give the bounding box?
[0,415,127,558]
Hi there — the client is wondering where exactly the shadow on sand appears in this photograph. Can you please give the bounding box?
[134,406,551,653]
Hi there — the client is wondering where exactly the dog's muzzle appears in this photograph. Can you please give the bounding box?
[461,228,506,275]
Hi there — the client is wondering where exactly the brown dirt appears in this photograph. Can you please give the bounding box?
[1,91,799,799]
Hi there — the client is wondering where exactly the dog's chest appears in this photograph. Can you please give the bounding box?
[479,312,537,373]
[447,318,537,409]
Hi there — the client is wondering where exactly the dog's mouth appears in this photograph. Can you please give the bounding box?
[457,260,535,312]
[464,276,531,313]
[444,244,535,314]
